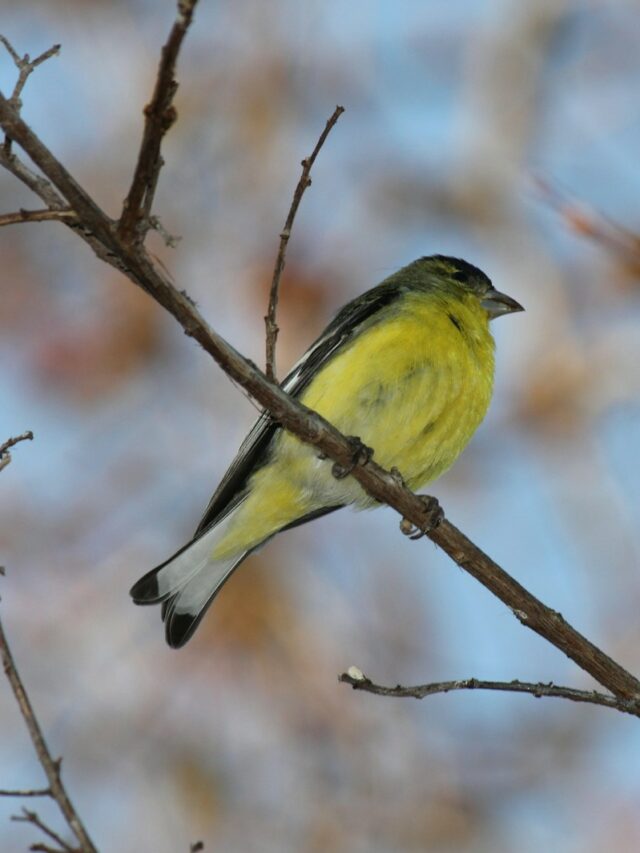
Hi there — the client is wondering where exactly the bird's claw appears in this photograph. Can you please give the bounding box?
[332,436,374,479]
[389,466,406,488]
[400,495,444,539]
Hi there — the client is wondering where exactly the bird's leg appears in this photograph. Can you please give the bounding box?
[331,436,374,479]
[400,495,444,540]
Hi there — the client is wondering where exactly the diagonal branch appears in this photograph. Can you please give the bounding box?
[1,64,640,709]
[339,669,637,715]
[0,617,97,852]
[265,105,345,381]
[118,0,199,245]
[11,808,74,853]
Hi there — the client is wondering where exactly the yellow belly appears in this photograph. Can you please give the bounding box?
[213,292,495,559]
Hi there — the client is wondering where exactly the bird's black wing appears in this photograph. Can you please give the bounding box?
[194,279,405,536]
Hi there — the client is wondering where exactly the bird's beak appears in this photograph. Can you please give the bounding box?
[481,288,525,320]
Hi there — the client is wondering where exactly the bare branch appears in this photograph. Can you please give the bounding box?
[0,617,97,852]
[0,430,33,473]
[118,0,199,245]
[0,209,75,228]
[1,62,640,709]
[339,670,638,715]
[11,808,74,853]
[0,787,50,798]
[265,105,345,381]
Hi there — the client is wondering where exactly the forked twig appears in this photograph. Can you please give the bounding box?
[0,37,60,109]
[118,0,199,245]
[265,105,345,381]
[0,37,60,155]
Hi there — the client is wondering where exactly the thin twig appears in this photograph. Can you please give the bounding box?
[1,62,640,709]
[339,670,638,715]
[0,37,60,110]
[0,36,60,155]
[0,430,33,473]
[0,617,97,852]
[30,846,70,853]
[30,845,69,853]
[118,0,199,245]
[0,209,75,228]
[0,787,50,797]
[265,105,345,381]
[0,430,33,457]
[11,808,74,852]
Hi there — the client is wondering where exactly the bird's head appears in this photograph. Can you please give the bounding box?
[415,255,524,320]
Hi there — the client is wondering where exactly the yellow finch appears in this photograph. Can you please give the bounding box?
[131,255,523,647]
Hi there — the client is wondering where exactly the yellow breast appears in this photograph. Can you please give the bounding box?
[213,289,495,558]
[299,289,495,490]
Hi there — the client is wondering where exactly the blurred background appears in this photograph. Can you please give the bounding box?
[1,1,640,850]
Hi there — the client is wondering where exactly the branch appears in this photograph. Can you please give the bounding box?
[0,617,97,852]
[1,54,640,709]
[0,430,33,473]
[265,105,344,381]
[118,0,199,245]
[0,787,50,797]
[0,208,75,228]
[11,808,74,853]
[0,36,81,216]
[339,669,638,715]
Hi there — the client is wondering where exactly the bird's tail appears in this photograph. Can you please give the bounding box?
[130,515,247,648]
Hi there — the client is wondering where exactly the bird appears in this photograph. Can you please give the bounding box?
[130,255,523,647]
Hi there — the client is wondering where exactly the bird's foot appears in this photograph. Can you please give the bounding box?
[389,466,406,487]
[331,436,374,479]
[400,495,444,540]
